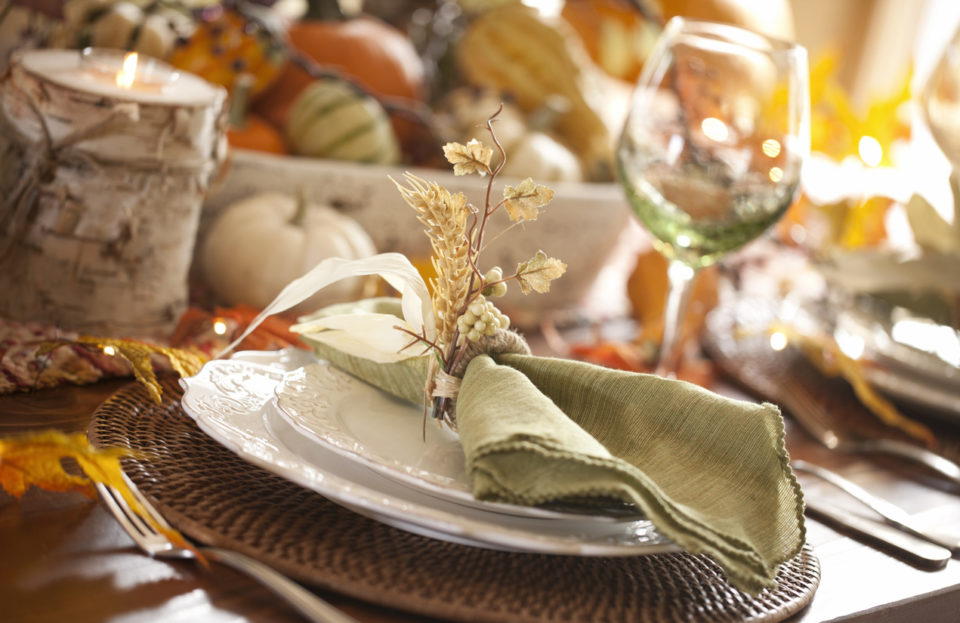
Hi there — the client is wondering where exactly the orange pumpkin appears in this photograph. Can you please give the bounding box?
[561,0,660,82]
[226,73,286,154]
[252,6,426,147]
[227,114,286,154]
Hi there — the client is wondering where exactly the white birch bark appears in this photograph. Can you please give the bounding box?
[0,49,226,339]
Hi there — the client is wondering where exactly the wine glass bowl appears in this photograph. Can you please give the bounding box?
[617,18,809,374]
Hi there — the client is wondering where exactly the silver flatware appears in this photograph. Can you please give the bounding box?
[802,496,951,570]
[793,460,960,555]
[96,476,359,623]
[780,382,960,487]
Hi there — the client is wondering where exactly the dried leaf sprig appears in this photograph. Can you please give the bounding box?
[37,337,206,404]
[395,107,567,425]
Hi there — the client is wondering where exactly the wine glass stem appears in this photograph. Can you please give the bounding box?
[654,260,698,378]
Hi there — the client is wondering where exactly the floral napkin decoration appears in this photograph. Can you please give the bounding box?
[223,112,806,595]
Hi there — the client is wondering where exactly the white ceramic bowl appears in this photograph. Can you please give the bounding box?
[201,149,634,323]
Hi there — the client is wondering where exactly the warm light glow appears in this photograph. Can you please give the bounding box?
[675,234,691,248]
[701,117,729,142]
[212,319,228,336]
[521,0,563,17]
[103,345,117,356]
[116,52,138,89]
[761,139,782,158]
[769,331,788,351]
[768,166,783,182]
[892,317,960,367]
[835,330,865,360]
[858,135,882,167]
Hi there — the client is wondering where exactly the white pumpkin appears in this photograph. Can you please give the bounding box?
[202,192,377,314]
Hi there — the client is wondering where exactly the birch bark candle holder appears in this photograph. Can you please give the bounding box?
[0,48,227,338]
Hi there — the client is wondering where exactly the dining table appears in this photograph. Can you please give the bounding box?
[3,324,960,623]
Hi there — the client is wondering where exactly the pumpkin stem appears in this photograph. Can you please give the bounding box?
[228,73,255,129]
[304,0,345,21]
[291,188,310,227]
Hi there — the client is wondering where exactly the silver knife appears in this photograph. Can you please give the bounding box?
[794,459,960,555]
[804,497,952,570]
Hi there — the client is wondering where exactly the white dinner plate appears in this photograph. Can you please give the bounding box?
[180,351,678,556]
[272,362,632,520]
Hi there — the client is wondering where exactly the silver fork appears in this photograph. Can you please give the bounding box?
[778,380,960,486]
[95,476,359,623]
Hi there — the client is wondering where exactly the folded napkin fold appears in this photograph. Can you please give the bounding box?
[301,300,805,595]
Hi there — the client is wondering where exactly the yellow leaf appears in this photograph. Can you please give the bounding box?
[442,139,493,176]
[37,337,207,404]
[515,250,566,294]
[767,324,935,447]
[502,177,554,222]
[0,430,201,558]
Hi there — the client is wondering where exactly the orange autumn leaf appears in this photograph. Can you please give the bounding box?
[38,337,207,404]
[0,430,200,557]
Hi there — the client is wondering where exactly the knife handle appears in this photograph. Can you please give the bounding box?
[804,499,951,570]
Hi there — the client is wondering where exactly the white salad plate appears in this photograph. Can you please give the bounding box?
[180,350,677,557]
[273,362,632,520]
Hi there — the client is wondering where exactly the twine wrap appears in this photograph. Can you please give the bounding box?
[431,329,532,415]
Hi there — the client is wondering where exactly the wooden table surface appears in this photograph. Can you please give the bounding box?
[3,374,960,622]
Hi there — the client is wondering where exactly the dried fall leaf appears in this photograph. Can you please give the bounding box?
[443,139,493,176]
[503,178,554,222]
[37,337,207,404]
[515,251,566,294]
[0,430,199,556]
[767,323,935,447]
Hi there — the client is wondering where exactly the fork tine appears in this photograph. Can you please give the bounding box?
[95,482,152,548]
[119,472,174,531]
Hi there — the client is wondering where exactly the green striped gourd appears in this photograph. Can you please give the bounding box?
[285,79,400,164]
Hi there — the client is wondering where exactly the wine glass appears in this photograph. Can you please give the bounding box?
[922,22,960,175]
[617,17,810,376]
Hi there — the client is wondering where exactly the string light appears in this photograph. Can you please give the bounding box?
[769,332,788,352]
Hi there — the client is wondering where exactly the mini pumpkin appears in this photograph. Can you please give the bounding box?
[202,191,377,314]
[285,79,401,164]
[252,1,425,145]
[226,74,286,154]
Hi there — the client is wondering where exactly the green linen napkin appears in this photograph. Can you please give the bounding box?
[301,301,805,594]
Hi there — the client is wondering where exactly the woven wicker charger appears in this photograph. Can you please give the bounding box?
[88,378,820,623]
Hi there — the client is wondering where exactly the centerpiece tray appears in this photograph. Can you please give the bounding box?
[88,375,820,622]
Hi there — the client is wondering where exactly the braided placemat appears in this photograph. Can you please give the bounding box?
[704,302,960,466]
[88,378,820,623]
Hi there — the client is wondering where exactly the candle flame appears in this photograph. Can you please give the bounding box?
[116,52,138,89]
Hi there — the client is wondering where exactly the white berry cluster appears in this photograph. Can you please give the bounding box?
[457,294,510,343]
